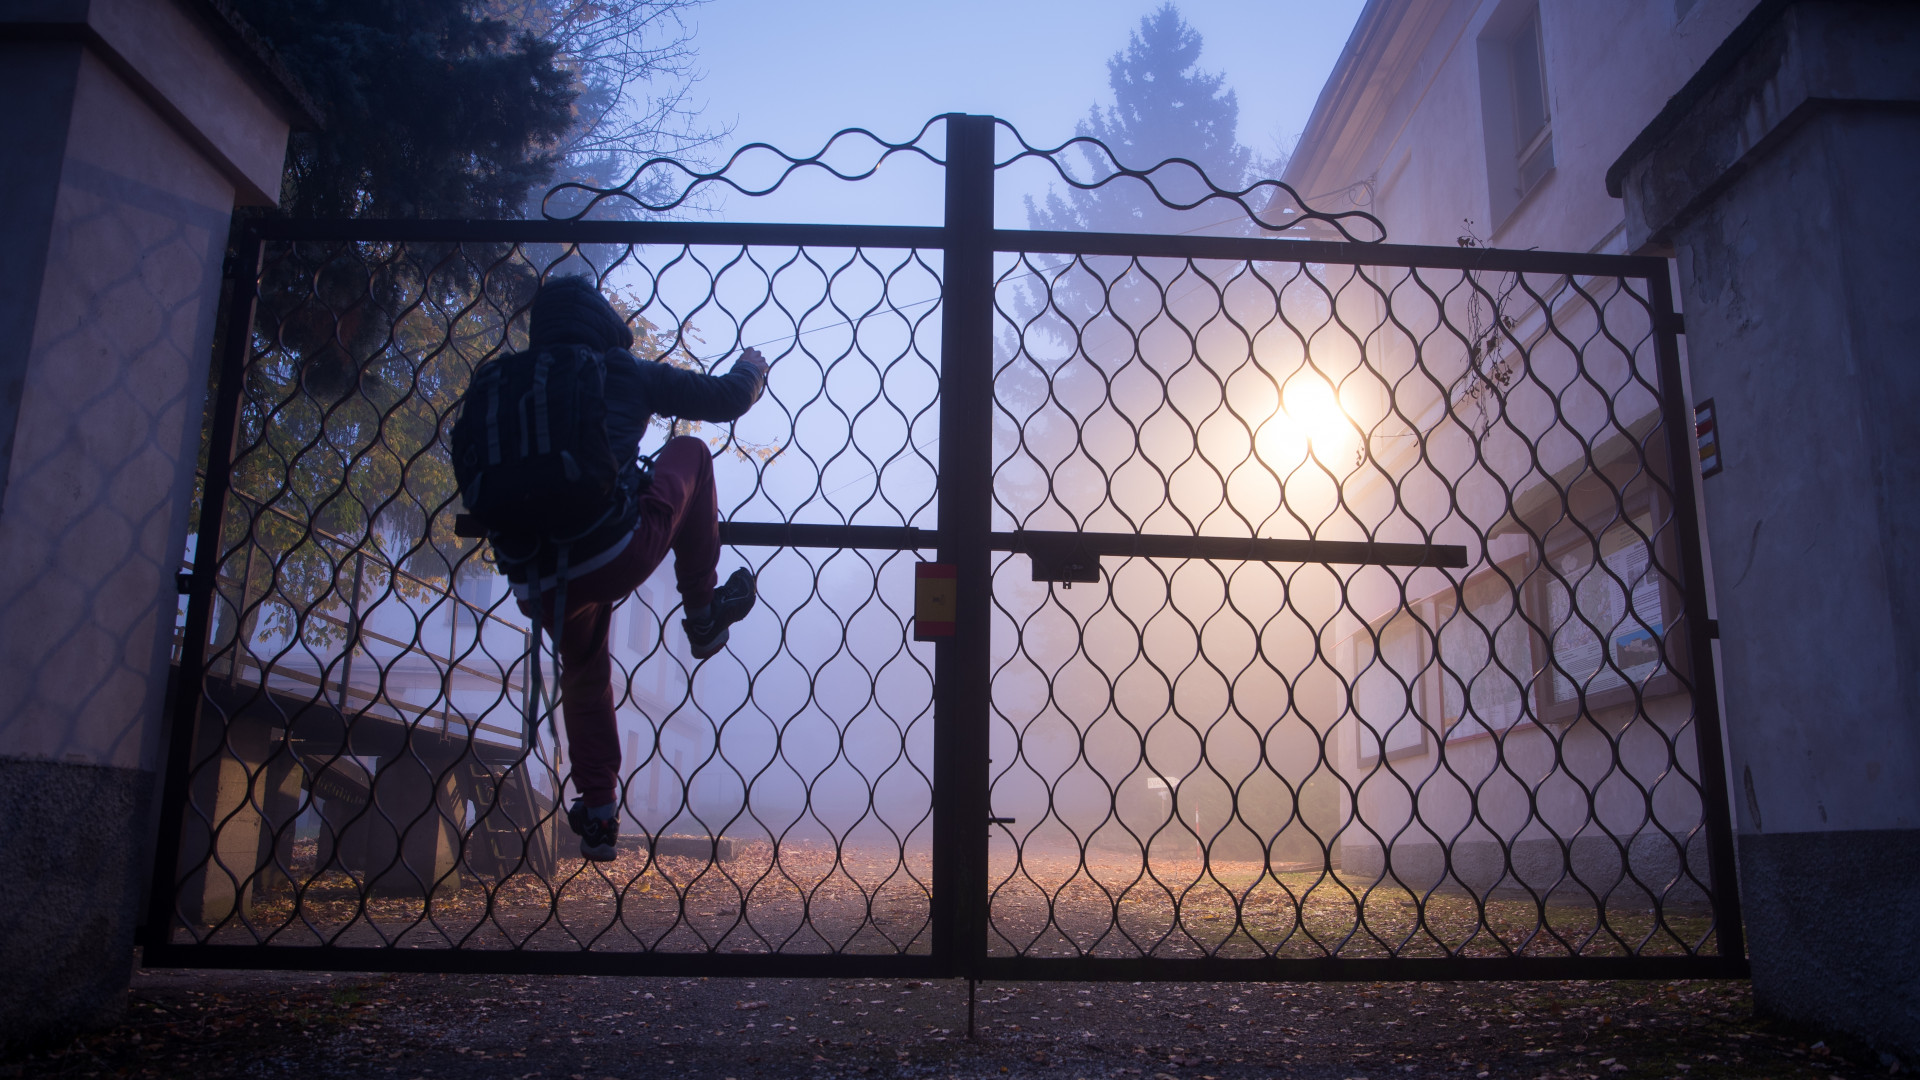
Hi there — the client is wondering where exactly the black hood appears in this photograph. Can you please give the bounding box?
[528,275,634,352]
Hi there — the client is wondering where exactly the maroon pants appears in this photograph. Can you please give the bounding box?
[516,436,718,806]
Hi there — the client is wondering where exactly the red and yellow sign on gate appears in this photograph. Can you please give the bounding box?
[913,562,956,640]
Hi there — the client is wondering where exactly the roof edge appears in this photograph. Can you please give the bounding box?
[1282,0,1405,192]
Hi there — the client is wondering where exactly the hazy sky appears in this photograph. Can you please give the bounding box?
[676,0,1366,226]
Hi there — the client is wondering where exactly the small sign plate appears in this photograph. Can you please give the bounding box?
[1694,398,1722,478]
[914,563,956,640]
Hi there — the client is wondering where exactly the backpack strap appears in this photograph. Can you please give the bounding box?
[523,541,573,794]
[517,386,534,460]
[531,351,554,455]
[635,450,655,494]
[523,566,546,746]
[482,367,503,466]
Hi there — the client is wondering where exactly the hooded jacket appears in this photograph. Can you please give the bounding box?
[496,276,765,595]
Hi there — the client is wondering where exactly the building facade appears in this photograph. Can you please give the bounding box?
[1285,0,1761,254]
[1282,0,1920,1054]
[1276,0,1764,899]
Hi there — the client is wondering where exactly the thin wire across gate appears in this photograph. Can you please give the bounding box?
[145,114,1744,980]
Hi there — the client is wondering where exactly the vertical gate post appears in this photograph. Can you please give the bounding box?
[1649,270,1746,967]
[932,113,995,977]
[143,227,266,943]
[1617,6,1920,1044]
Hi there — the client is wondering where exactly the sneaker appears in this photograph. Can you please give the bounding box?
[567,797,619,862]
[683,568,757,660]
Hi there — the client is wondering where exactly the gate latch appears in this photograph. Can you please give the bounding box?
[1020,532,1101,587]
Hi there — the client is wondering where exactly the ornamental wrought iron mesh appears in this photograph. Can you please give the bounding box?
[981,244,1727,974]
[147,114,1741,979]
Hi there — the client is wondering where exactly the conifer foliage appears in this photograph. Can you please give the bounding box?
[996,5,1264,530]
[1026,3,1255,238]
[234,0,579,219]
[199,4,718,653]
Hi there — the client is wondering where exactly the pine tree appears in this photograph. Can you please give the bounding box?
[234,0,578,219]
[998,5,1262,533]
[1025,3,1254,238]
[1012,3,1260,342]
[203,1,586,635]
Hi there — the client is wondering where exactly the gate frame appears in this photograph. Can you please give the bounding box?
[142,113,1747,981]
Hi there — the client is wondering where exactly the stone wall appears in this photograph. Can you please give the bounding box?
[1613,0,1920,1057]
[0,0,297,1047]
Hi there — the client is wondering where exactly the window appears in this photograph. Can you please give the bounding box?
[1353,611,1439,765]
[1507,10,1554,196]
[1342,484,1684,755]
[1437,548,1538,741]
[1477,1,1555,226]
[1537,509,1676,717]
[444,572,494,631]
[627,581,666,653]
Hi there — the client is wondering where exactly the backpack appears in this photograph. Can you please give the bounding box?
[449,345,623,544]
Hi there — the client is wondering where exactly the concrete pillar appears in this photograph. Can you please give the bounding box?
[1611,0,1920,1057]
[313,758,375,877]
[0,0,306,1046]
[174,713,271,925]
[254,749,305,895]
[366,756,464,900]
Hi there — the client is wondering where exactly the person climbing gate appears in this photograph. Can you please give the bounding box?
[450,274,770,861]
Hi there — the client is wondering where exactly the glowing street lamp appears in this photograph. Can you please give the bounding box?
[1254,374,1357,471]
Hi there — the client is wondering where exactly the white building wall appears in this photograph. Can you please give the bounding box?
[1287,0,1763,254]
[1277,0,1746,895]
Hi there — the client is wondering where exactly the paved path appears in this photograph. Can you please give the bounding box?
[0,965,1894,1079]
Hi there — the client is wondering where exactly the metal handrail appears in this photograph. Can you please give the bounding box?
[211,648,523,743]
[202,469,524,634]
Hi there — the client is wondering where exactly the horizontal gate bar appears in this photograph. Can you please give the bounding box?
[141,944,1747,982]
[974,954,1749,983]
[241,219,1662,279]
[994,228,1669,278]
[998,529,1469,568]
[141,943,949,979]
[719,521,932,549]
[718,523,1468,567]
[248,217,947,249]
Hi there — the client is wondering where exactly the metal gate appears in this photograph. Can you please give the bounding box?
[144,114,1745,980]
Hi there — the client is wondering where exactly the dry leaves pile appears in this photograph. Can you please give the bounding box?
[984,848,1714,959]
[190,840,1711,963]
[205,837,934,954]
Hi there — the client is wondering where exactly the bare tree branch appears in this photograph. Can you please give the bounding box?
[484,0,730,215]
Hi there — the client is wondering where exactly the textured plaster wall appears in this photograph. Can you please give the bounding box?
[1665,47,1920,841]
[0,45,232,771]
[0,39,233,1045]
[1616,0,1920,1054]
[5,0,290,203]
[0,41,80,554]
[0,0,291,1046]
[81,0,292,202]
